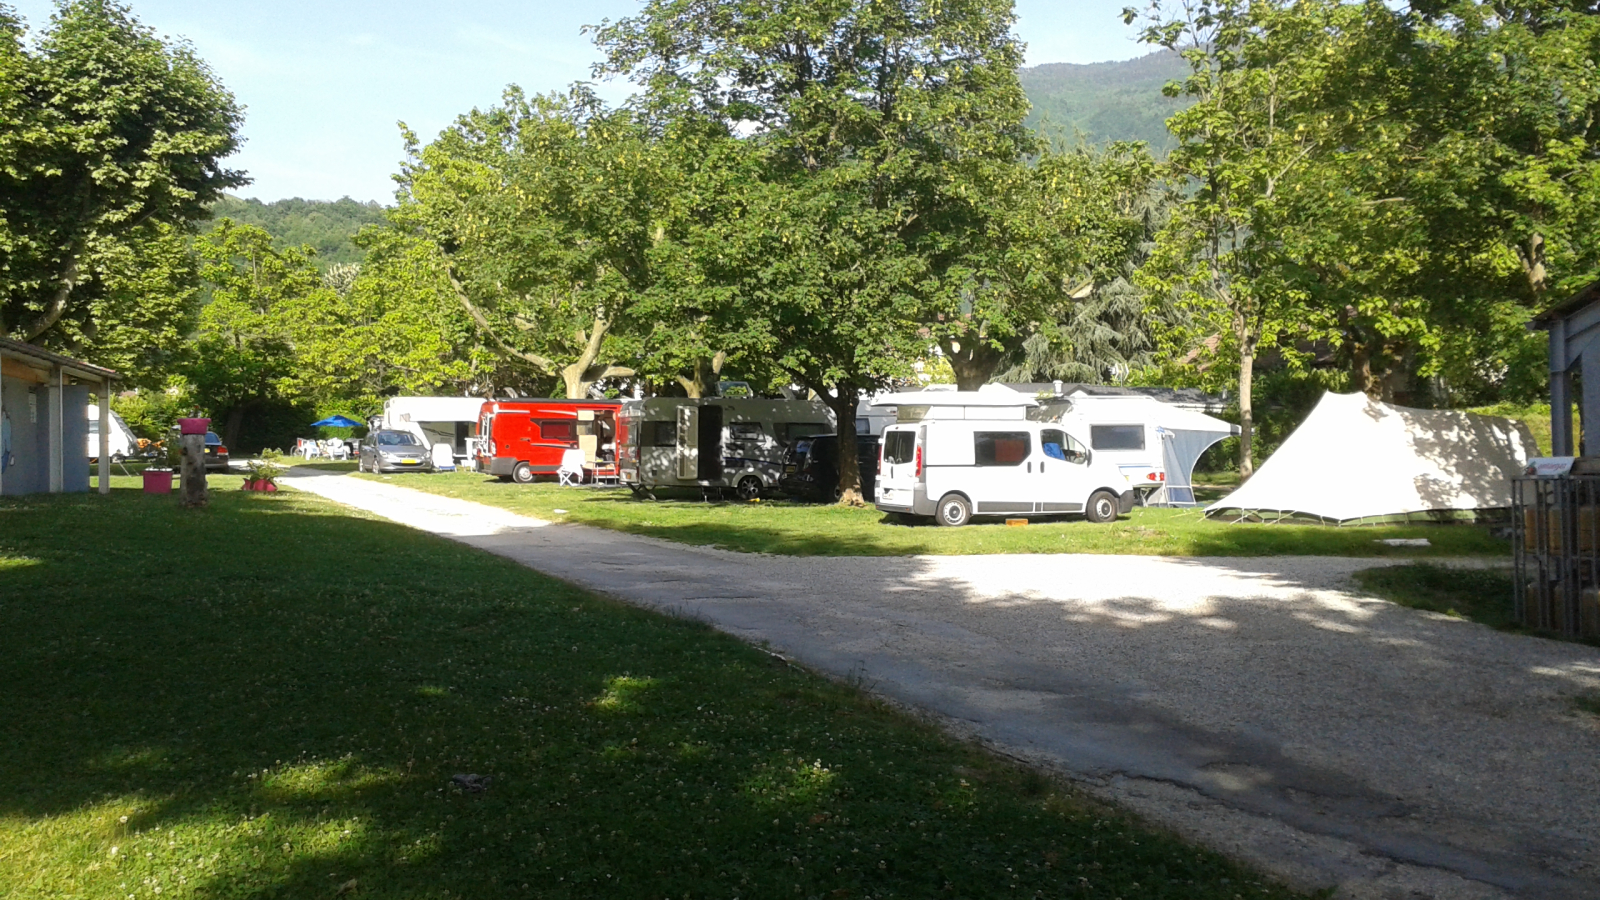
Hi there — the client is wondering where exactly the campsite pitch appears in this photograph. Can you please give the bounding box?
[0,484,1304,899]
[360,473,1510,558]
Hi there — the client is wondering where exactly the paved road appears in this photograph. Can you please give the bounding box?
[285,468,1600,899]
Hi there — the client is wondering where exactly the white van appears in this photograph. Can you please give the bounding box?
[85,406,137,461]
[874,419,1136,526]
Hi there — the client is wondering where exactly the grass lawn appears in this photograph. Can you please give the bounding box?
[1,484,1303,899]
[1352,564,1519,630]
[355,471,1509,558]
[1352,563,1600,650]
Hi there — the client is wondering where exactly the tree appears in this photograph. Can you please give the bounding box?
[1128,0,1338,478]
[595,0,1039,502]
[951,142,1161,389]
[183,221,324,450]
[0,0,244,354]
[394,89,661,399]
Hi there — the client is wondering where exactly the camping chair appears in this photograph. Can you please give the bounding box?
[557,448,586,486]
[326,438,348,460]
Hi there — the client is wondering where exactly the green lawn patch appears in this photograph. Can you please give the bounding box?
[1353,562,1600,651]
[1352,564,1518,629]
[357,472,1509,558]
[1,486,1303,899]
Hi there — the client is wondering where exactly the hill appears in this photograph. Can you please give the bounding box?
[207,196,390,269]
[1019,50,1189,152]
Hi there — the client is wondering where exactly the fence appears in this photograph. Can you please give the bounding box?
[1512,467,1600,639]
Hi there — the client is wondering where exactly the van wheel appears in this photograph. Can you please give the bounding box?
[512,462,535,484]
[736,475,763,501]
[935,493,972,527]
[1086,489,1119,523]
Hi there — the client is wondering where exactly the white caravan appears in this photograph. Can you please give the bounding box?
[618,397,835,499]
[85,406,137,461]
[381,396,484,463]
[871,391,1135,525]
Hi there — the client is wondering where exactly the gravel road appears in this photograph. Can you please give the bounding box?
[286,468,1600,899]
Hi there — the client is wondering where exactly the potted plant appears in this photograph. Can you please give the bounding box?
[242,451,284,492]
[140,441,181,494]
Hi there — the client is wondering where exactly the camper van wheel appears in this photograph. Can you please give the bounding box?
[1086,490,1119,524]
[735,475,763,502]
[935,493,972,527]
[512,462,535,484]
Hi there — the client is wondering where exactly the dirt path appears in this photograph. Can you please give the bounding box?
[285,468,1600,899]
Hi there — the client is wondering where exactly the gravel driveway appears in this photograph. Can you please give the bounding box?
[287,469,1600,899]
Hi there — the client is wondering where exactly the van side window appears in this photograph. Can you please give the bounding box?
[1090,424,1144,451]
[539,420,576,442]
[1042,429,1089,465]
[646,422,677,447]
[883,431,915,464]
[975,432,1031,466]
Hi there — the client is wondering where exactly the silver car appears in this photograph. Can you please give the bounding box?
[358,430,434,474]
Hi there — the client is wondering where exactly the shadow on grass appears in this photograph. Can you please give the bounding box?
[0,488,1297,899]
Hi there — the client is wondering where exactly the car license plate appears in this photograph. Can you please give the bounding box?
[401,459,419,465]
[784,464,796,473]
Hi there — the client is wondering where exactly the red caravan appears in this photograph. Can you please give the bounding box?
[476,399,622,483]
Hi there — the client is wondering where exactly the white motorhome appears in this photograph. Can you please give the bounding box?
[381,396,485,463]
[871,391,1135,526]
[1033,393,1237,507]
[618,397,835,499]
[85,406,137,461]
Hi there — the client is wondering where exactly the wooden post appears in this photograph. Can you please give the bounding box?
[97,382,110,494]
[180,432,208,507]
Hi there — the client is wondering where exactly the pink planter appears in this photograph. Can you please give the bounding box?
[142,470,173,493]
[178,417,211,435]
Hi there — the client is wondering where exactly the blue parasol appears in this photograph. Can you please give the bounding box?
[311,414,364,428]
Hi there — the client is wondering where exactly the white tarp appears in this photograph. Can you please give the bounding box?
[1206,392,1538,522]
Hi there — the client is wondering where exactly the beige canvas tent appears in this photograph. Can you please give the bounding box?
[1206,392,1538,523]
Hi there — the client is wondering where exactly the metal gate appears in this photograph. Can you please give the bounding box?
[1512,465,1600,638]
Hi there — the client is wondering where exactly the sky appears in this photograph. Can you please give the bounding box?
[9,1,1150,204]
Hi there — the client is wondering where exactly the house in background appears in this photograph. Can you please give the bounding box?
[0,336,117,496]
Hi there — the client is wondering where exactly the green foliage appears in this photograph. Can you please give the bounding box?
[1019,51,1190,152]
[208,196,389,270]
[0,0,244,361]
[0,486,1305,899]
[180,220,325,451]
[110,388,191,441]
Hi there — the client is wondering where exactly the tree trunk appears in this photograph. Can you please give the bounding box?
[1237,331,1258,481]
[675,352,727,398]
[822,388,864,506]
[940,336,1005,392]
[224,405,248,454]
[560,316,636,397]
